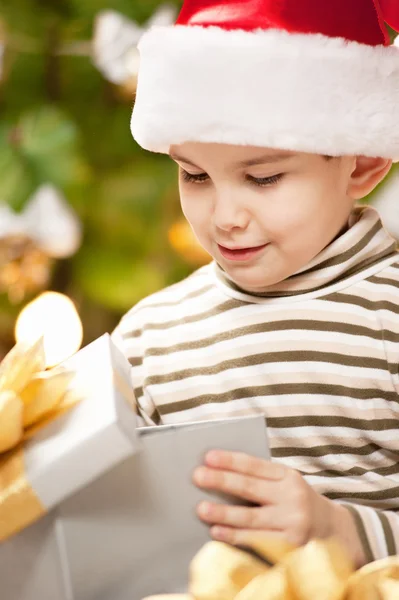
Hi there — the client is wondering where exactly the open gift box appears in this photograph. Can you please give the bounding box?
[0,334,269,600]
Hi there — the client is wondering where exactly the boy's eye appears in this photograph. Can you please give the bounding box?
[180,169,209,184]
[247,173,284,187]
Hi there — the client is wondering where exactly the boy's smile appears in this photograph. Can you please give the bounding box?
[217,242,270,263]
[169,143,371,293]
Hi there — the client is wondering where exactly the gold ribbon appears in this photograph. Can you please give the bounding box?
[150,537,399,600]
[0,447,44,542]
[0,338,80,541]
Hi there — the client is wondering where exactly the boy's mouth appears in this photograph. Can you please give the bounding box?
[217,243,269,262]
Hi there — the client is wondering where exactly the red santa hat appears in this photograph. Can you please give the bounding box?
[131,0,399,159]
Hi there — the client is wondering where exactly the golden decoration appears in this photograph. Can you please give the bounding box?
[235,565,293,600]
[141,535,399,600]
[0,447,45,541]
[0,236,52,303]
[344,556,399,600]
[189,541,268,600]
[0,391,23,453]
[0,336,74,452]
[0,336,45,395]
[0,337,78,540]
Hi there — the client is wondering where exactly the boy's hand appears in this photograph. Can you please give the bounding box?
[193,450,341,550]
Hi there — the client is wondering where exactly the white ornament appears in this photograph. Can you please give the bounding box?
[92,5,177,84]
[93,11,142,84]
[0,185,82,258]
[22,185,82,258]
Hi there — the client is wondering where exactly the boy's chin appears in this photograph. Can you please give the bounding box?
[225,269,285,294]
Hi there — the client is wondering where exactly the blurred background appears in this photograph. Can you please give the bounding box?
[0,1,397,365]
[0,0,212,363]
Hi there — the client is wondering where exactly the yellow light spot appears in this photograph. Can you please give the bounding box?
[168,220,211,266]
[15,292,83,368]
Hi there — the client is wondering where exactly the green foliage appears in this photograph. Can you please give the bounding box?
[0,106,88,210]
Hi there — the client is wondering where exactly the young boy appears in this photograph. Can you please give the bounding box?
[112,0,399,568]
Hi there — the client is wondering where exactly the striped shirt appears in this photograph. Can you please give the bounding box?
[113,206,399,563]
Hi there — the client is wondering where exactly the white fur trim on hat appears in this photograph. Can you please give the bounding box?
[131,25,399,159]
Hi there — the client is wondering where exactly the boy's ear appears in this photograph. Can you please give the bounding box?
[348,156,392,200]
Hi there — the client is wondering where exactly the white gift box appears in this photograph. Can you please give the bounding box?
[22,334,138,513]
[0,335,269,600]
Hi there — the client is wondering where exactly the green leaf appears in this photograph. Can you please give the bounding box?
[0,106,88,210]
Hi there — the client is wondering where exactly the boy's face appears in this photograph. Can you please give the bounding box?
[170,143,358,292]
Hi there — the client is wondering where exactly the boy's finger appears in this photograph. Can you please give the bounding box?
[197,501,278,530]
[209,525,286,549]
[204,450,286,481]
[193,466,272,504]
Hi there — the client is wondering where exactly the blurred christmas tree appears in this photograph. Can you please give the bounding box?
[0,0,210,357]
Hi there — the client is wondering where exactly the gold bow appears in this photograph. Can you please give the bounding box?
[0,338,79,541]
[142,536,399,600]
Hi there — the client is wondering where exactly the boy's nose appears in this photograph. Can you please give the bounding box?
[212,192,250,232]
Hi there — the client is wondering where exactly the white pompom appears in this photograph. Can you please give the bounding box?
[22,185,82,258]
